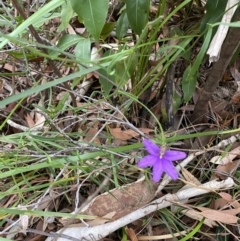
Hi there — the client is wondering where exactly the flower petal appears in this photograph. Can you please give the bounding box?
[164,150,186,161]
[143,139,160,156]
[152,161,164,182]
[162,159,179,180]
[138,155,158,168]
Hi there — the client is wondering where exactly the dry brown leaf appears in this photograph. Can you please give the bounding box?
[125,227,138,241]
[83,122,101,144]
[181,168,201,185]
[216,160,240,179]
[25,114,35,128]
[181,209,217,228]
[218,192,233,202]
[230,200,240,209]
[211,198,228,210]
[221,207,240,216]
[82,180,157,221]
[109,127,153,141]
[197,207,239,224]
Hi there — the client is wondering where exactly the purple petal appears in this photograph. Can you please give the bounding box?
[138,155,158,168]
[143,139,160,156]
[152,161,164,182]
[163,159,179,180]
[164,150,186,161]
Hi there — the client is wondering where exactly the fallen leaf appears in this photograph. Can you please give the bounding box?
[83,122,101,144]
[181,209,217,228]
[81,180,157,221]
[125,227,138,241]
[210,146,240,164]
[25,114,35,128]
[181,167,201,185]
[109,127,153,141]
[218,192,233,202]
[216,160,240,179]
[197,207,239,224]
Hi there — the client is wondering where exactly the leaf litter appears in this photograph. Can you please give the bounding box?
[1,1,240,241]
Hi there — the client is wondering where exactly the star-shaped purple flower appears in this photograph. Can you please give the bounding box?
[138,139,187,182]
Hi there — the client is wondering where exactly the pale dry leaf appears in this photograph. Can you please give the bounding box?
[181,209,217,228]
[18,205,29,234]
[19,214,29,234]
[218,192,233,202]
[67,24,76,34]
[25,113,35,128]
[197,207,238,224]
[6,225,21,239]
[210,146,240,164]
[34,115,45,128]
[37,195,53,210]
[230,200,240,209]
[211,198,228,210]
[86,212,116,226]
[221,208,240,216]
[34,99,46,127]
[181,167,201,185]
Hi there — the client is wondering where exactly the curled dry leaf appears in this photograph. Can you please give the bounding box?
[181,167,201,185]
[109,127,154,141]
[81,180,158,221]
[210,146,240,165]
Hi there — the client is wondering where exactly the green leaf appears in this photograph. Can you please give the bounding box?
[57,2,74,32]
[99,50,115,95]
[75,38,91,61]
[125,0,150,35]
[116,10,129,40]
[173,91,183,114]
[49,34,83,58]
[101,22,116,40]
[182,27,212,102]
[0,0,65,48]
[200,0,227,32]
[182,65,197,102]
[70,0,109,40]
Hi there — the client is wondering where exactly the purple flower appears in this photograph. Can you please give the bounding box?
[138,139,187,182]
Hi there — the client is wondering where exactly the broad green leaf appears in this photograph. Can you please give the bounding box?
[116,10,129,40]
[75,38,91,61]
[182,28,212,102]
[99,50,115,96]
[101,22,116,40]
[49,34,83,58]
[173,91,183,114]
[125,0,150,35]
[200,0,227,32]
[57,2,74,32]
[70,0,109,40]
[182,65,197,102]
